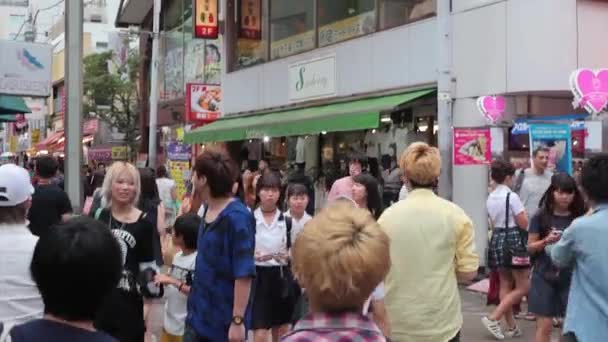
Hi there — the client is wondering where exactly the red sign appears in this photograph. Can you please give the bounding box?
[239,0,262,39]
[453,128,492,165]
[185,83,222,123]
[194,0,219,39]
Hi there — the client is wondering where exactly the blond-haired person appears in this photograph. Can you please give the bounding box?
[378,142,479,342]
[282,202,390,342]
[93,162,160,342]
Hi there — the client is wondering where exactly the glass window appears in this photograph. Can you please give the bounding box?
[161,0,185,101]
[235,0,267,69]
[318,0,376,47]
[379,0,436,30]
[269,0,315,59]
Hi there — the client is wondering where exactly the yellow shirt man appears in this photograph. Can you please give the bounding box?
[378,189,479,342]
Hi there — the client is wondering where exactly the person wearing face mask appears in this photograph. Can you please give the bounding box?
[92,162,160,342]
[252,173,300,342]
[327,152,368,203]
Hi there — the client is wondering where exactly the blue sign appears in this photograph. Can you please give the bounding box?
[529,124,572,175]
[166,142,192,161]
[511,114,588,135]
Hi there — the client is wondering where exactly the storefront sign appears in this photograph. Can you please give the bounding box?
[31,129,40,145]
[529,124,572,175]
[570,68,608,116]
[477,95,506,124]
[9,136,17,153]
[319,11,376,47]
[0,41,52,97]
[168,160,191,200]
[194,0,219,39]
[167,142,192,161]
[239,0,262,39]
[186,83,222,123]
[271,31,315,60]
[289,55,336,102]
[111,146,128,160]
[89,148,113,161]
[511,114,588,135]
[453,128,491,166]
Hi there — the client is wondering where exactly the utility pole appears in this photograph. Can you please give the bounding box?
[64,0,84,212]
[437,0,453,200]
[148,0,161,168]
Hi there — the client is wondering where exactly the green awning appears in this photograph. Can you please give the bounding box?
[0,115,17,122]
[185,88,435,143]
[0,95,30,115]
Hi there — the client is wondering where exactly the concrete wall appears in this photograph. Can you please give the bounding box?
[222,18,438,115]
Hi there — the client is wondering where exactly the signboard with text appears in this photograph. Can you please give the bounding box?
[0,41,52,97]
[194,0,219,39]
[288,55,336,102]
[453,128,491,165]
[529,124,572,175]
[186,83,222,123]
[239,0,262,39]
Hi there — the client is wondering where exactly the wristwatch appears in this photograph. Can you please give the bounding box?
[232,315,244,325]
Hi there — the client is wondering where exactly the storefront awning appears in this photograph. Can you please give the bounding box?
[0,95,30,115]
[184,88,435,143]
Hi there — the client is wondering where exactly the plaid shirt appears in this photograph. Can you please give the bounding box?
[281,312,386,342]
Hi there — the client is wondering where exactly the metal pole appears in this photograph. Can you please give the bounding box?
[148,0,162,169]
[64,0,84,212]
[437,0,453,200]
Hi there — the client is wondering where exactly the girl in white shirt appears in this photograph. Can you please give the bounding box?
[284,184,312,241]
[252,173,299,342]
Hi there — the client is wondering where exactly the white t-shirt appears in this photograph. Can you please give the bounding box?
[487,184,525,228]
[0,224,44,325]
[163,251,197,336]
[254,209,288,267]
[517,168,552,219]
[285,210,312,242]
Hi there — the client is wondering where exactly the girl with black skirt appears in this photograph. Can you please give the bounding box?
[252,172,299,342]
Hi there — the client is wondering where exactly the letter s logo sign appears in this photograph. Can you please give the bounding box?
[295,66,305,91]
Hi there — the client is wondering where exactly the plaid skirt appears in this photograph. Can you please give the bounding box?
[488,227,530,269]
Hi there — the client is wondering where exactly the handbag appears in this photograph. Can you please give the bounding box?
[504,193,531,267]
[279,213,301,301]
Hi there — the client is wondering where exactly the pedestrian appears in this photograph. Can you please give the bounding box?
[483,159,531,340]
[379,142,479,342]
[327,152,368,202]
[286,163,315,215]
[514,147,552,219]
[251,172,300,342]
[381,156,401,206]
[138,167,166,266]
[0,164,43,325]
[93,162,161,342]
[27,155,72,238]
[284,183,312,241]
[156,165,177,229]
[185,148,255,342]
[551,154,608,342]
[282,201,390,342]
[352,173,384,219]
[154,213,200,342]
[88,170,106,216]
[527,173,586,342]
[5,217,122,341]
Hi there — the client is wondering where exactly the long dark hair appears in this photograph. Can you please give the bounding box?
[537,173,586,226]
[138,167,160,211]
[352,173,383,219]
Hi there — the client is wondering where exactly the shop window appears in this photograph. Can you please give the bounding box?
[379,0,436,30]
[270,0,315,59]
[235,0,267,69]
[318,0,376,47]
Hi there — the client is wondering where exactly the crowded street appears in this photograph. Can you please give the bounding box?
[2,1,608,342]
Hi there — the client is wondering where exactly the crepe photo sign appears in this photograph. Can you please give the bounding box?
[570,68,608,116]
[477,95,506,124]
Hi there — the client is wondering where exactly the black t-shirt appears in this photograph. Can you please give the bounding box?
[28,184,73,237]
[529,211,574,279]
[10,319,116,342]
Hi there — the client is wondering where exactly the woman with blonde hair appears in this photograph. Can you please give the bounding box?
[93,162,161,342]
[283,201,391,341]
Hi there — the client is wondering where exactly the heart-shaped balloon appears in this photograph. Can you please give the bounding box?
[570,68,608,115]
[477,95,506,124]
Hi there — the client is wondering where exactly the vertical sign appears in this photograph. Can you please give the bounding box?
[453,128,492,165]
[529,124,572,175]
[185,83,222,123]
[194,0,219,39]
[239,0,262,39]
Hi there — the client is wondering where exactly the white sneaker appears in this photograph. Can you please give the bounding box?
[482,316,505,340]
[505,326,522,338]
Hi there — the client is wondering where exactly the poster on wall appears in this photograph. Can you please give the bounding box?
[453,128,492,166]
[186,83,222,123]
[168,160,191,200]
[529,124,572,175]
[239,0,262,40]
[194,0,219,39]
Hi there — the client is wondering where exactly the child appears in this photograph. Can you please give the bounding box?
[154,214,200,342]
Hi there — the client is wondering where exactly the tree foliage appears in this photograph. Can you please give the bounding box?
[83,41,141,159]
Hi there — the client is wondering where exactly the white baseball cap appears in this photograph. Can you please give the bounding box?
[0,164,35,207]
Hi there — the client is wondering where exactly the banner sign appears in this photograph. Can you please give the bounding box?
[0,41,52,97]
[239,0,262,39]
[453,128,492,165]
[570,68,608,116]
[168,160,191,200]
[111,146,128,160]
[88,148,112,161]
[194,0,219,39]
[167,142,192,161]
[512,117,586,135]
[186,83,222,123]
[529,124,572,175]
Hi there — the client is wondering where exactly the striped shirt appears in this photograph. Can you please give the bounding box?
[281,312,385,342]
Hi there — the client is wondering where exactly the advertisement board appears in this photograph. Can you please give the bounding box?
[288,55,336,102]
[194,0,219,39]
[529,124,572,175]
[453,128,492,165]
[239,0,262,39]
[185,83,222,123]
[0,41,52,97]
